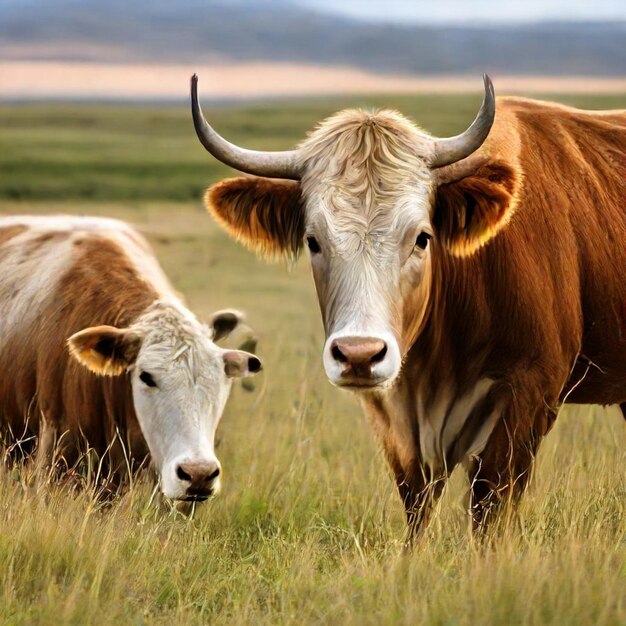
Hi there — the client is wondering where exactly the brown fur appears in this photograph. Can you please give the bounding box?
[206,177,304,258]
[68,325,143,376]
[0,231,157,482]
[205,96,626,535]
[383,100,625,533]
[434,161,519,256]
[0,225,27,246]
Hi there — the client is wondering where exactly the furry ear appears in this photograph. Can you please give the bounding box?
[209,308,257,350]
[205,177,305,257]
[210,309,259,392]
[210,308,244,342]
[433,161,519,256]
[68,325,142,376]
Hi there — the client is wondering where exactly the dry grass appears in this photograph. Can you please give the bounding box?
[0,201,624,625]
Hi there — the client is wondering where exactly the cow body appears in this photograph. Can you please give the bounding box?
[193,78,625,535]
[371,100,626,530]
[0,216,260,500]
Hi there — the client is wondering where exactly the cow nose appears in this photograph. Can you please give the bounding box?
[331,336,388,375]
[176,461,221,498]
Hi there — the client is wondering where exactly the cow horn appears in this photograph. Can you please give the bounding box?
[430,74,496,168]
[191,74,302,180]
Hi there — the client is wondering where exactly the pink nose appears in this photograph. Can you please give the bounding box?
[176,461,220,499]
[331,336,388,377]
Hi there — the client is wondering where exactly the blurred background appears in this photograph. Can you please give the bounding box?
[0,0,624,203]
[1,0,625,101]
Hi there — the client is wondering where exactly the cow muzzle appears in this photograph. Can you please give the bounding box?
[162,457,222,501]
[176,460,221,501]
[323,332,401,389]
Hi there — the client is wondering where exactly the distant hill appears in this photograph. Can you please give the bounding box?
[1,0,625,76]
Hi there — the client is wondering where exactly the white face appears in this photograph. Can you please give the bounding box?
[129,313,260,501]
[302,162,435,391]
[131,333,224,500]
[68,306,261,502]
[296,108,438,391]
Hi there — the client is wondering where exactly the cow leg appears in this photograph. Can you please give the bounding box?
[34,410,57,480]
[397,465,447,548]
[467,438,537,531]
[403,481,447,548]
[467,401,555,532]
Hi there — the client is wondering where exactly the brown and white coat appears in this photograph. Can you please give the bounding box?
[0,216,261,501]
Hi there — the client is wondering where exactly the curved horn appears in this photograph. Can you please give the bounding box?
[191,74,302,180]
[430,74,496,168]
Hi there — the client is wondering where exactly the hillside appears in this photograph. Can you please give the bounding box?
[1,0,625,76]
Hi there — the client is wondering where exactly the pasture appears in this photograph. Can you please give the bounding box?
[0,93,625,625]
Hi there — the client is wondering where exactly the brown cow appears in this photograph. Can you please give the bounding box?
[191,74,626,537]
[0,215,262,501]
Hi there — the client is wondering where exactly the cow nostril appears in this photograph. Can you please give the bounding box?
[371,344,387,364]
[206,467,220,482]
[331,344,347,363]
[248,356,262,373]
[177,465,192,482]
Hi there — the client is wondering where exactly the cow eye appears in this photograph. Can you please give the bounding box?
[415,231,431,251]
[139,371,157,388]
[306,236,321,254]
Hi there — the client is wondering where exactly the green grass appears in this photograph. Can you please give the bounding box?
[1,93,624,201]
[0,94,625,625]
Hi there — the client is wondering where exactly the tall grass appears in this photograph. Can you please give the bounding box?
[0,203,623,625]
[0,95,625,623]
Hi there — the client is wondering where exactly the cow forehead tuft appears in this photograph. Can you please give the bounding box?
[299,108,435,169]
[298,108,434,223]
[134,301,221,375]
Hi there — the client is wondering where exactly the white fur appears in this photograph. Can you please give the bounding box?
[416,379,497,473]
[0,216,172,339]
[128,302,235,499]
[309,186,434,386]
[461,407,502,469]
[297,109,437,388]
[0,217,79,337]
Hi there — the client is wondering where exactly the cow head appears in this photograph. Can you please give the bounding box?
[192,75,517,390]
[68,303,261,500]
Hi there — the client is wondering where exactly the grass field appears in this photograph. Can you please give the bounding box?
[0,94,625,625]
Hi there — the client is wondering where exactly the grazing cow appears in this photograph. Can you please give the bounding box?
[0,215,262,502]
[191,74,626,537]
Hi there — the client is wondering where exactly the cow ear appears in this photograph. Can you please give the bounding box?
[223,350,262,378]
[210,308,244,341]
[433,161,519,256]
[68,325,142,376]
[205,177,305,258]
[210,308,258,354]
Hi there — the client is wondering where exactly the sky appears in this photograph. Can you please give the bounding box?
[296,0,626,23]
[1,0,625,23]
